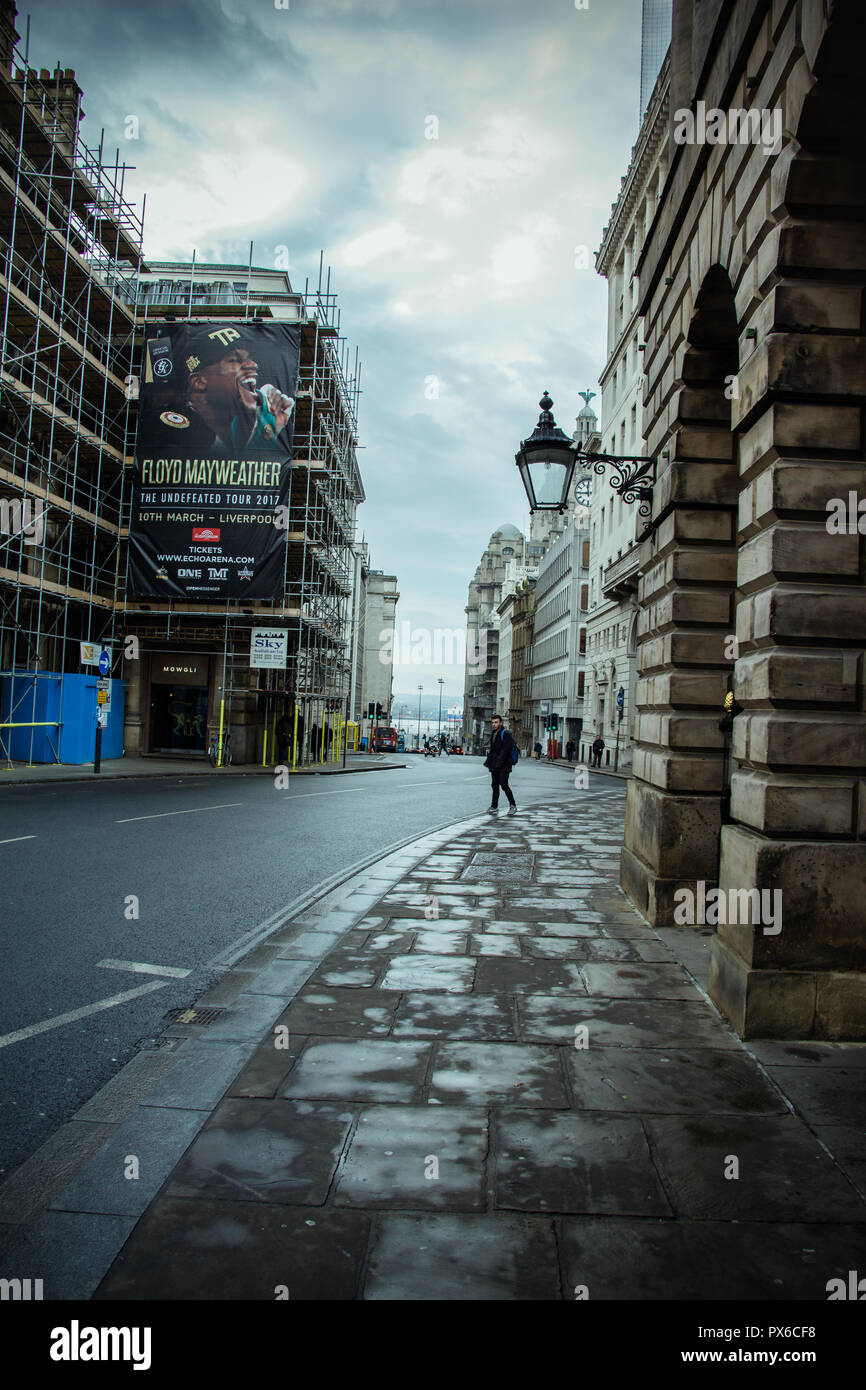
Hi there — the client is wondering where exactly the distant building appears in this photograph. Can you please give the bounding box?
[462,524,526,752]
[531,520,590,754]
[508,580,536,754]
[360,568,399,730]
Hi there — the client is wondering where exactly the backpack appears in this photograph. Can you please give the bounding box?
[511,741,520,766]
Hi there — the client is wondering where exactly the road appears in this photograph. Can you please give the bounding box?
[0,756,624,1179]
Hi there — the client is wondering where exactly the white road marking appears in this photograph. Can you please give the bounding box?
[0,980,172,1050]
[0,834,36,844]
[96,958,191,978]
[116,802,243,823]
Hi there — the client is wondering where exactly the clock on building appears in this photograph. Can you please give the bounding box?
[573,474,592,509]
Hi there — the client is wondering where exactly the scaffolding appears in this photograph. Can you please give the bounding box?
[0,12,144,765]
[117,253,365,767]
[0,7,365,769]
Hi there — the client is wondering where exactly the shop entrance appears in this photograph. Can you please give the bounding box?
[149,655,210,754]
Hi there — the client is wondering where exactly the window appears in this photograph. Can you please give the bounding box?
[578,671,585,698]
[579,627,586,654]
[503,546,514,556]
[582,540,590,568]
[580,584,588,609]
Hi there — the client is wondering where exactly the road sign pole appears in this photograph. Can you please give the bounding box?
[94,719,102,774]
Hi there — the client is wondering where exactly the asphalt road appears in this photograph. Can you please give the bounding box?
[0,756,624,1179]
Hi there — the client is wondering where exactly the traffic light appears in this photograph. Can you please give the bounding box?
[549,714,558,731]
[367,701,375,718]
[376,702,383,720]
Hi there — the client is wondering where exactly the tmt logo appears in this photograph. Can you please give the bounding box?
[208,567,229,580]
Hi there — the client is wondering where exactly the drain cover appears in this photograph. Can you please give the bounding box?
[470,852,534,866]
[163,1006,226,1026]
[462,851,534,883]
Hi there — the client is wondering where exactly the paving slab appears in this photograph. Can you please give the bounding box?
[334,1105,488,1210]
[644,1115,866,1221]
[580,962,703,1000]
[763,1067,866,1128]
[473,957,588,995]
[410,929,469,955]
[227,1033,307,1098]
[276,988,400,1038]
[49,1106,206,1218]
[392,992,516,1041]
[138,1040,255,1111]
[380,955,475,993]
[279,1040,431,1103]
[363,1213,560,1300]
[556,1217,866,1301]
[566,1047,787,1116]
[95,1199,370,1300]
[494,1110,672,1216]
[164,1098,354,1205]
[0,1211,138,1300]
[274,930,347,958]
[429,1043,568,1107]
[517,996,739,1050]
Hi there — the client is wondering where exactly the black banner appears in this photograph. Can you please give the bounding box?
[127,321,302,600]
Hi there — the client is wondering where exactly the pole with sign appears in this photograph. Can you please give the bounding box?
[94,687,109,773]
[615,685,624,771]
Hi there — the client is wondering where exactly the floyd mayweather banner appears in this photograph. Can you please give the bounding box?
[127,320,302,600]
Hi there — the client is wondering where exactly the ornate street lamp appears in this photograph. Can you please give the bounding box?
[572,434,662,539]
[515,392,577,512]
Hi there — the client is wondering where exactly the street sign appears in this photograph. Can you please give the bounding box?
[80,641,102,666]
[97,678,111,711]
[98,648,111,675]
[249,627,288,669]
[616,686,625,710]
[96,709,108,729]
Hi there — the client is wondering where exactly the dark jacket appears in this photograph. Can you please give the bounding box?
[485,726,514,771]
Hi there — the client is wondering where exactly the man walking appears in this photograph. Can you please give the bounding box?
[484,715,517,816]
[591,733,605,768]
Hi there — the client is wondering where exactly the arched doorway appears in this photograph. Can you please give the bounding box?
[621,264,740,924]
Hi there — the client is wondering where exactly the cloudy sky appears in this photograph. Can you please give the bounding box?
[33,0,647,699]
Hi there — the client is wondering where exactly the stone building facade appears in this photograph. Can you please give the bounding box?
[585,60,671,770]
[621,0,866,1038]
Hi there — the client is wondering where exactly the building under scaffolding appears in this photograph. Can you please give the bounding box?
[0,0,368,768]
[0,3,142,764]
[116,258,366,767]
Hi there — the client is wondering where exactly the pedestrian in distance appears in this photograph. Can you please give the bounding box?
[533,740,542,760]
[276,711,292,766]
[592,733,605,768]
[566,739,575,762]
[484,715,517,816]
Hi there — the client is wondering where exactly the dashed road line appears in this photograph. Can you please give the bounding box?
[96,959,191,979]
[0,980,172,1050]
[116,802,243,823]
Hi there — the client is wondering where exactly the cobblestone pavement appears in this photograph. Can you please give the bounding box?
[5,795,863,1301]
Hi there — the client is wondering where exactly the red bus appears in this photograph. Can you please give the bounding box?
[374,725,397,752]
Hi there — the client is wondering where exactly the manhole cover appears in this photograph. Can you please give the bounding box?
[461,865,531,882]
[163,1006,226,1026]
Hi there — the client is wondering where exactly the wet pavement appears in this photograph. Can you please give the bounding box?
[3,794,864,1300]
